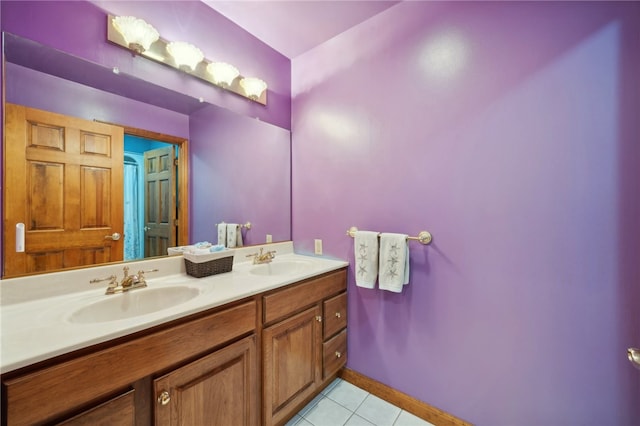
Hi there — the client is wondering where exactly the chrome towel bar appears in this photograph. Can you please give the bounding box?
[346,226,432,245]
[216,221,252,229]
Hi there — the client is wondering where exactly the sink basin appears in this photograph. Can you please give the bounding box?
[249,260,313,276]
[68,286,200,324]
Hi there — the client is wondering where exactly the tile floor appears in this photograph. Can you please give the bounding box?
[285,378,435,426]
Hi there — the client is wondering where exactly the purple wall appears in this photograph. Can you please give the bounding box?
[189,104,291,245]
[292,2,640,425]
[1,0,291,129]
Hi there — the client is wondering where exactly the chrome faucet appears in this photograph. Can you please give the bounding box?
[90,266,158,295]
[246,248,276,265]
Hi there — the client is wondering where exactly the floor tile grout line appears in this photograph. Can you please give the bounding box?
[390,408,403,426]
[343,412,356,426]
[324,389,371,414]
[353,391,371,415]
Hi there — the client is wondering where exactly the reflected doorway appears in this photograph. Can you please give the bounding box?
[123,135,177,261]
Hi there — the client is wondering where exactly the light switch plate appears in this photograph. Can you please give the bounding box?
[314,239,322,255]
[266,234,272,243]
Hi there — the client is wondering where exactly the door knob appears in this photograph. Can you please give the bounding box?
[628,348,640,370]
[104,232,121,241]
[144,226,150,232]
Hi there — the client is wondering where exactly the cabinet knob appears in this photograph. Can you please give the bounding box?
[335,351,342,358]
[315,315,323,322]
[335,312,341,319]
[158,391,171,406]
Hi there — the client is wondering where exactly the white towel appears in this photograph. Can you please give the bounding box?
[378,233,409,293]
[226,223,240,248]
[217,222,227,246]
[354,231,379,288]
[236,225,243,247]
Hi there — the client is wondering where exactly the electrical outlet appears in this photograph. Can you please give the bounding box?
[266,234,273,243]
[314,239,323,255]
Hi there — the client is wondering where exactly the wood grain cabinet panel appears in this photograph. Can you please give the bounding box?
[323,292,347,339]
[58,390,135,426]
[154,335,257,426]
[323,329,347,380]
[263,306,322,426]
[263,270,345,325]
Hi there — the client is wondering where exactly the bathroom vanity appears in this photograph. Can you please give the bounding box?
[0,243,348,426]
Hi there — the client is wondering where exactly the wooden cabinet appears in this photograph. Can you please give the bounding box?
[154,335,257,426]
[262,269,348,426]
[1,266,348,426]
[2,300,256,426]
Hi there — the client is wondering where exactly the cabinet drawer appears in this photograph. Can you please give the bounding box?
[323,292,347,339]
[323,329,347,379]
[263,269,346,325]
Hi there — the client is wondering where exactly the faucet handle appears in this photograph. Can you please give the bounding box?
[136,268,159,283]
[90,274,117,284]
[246,249,261,259]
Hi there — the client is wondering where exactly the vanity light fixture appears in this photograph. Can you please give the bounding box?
[166,41,204,71]
[240,77,268,100]
[106,14,268,105]
[111,16,159,54]
[207,62,240,87]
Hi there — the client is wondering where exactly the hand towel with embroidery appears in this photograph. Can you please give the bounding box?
[217,222,227,247]
[378,233,410,293]
[235,225,243,247]
[354,230,379,288]
[226,223,239,248]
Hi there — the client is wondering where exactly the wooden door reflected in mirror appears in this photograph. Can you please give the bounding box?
[3,104,189,278]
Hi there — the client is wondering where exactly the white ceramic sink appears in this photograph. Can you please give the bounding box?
[68,286,200,324]
[249,260,314,276]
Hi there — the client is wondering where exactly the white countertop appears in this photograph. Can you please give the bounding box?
[0,242,348,374]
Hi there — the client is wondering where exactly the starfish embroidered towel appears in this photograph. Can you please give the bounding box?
[378,233,410,293]
[217,223,227,247]
[226,223,240,248]
[354,230,379,288]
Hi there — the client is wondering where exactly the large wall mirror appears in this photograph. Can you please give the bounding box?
[2,33,292,278]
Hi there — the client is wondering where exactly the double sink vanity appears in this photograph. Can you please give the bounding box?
[0,242,349,425]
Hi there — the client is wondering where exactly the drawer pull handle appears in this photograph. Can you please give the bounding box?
[158,391,171,406]
[335,312,341,318]
[316,315,323,322]
[335,351,342,358]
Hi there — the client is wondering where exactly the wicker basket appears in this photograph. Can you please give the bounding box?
[183,250,234,278]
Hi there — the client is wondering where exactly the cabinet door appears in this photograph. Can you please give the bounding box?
[154,335,257,426]
[263,305,322,426]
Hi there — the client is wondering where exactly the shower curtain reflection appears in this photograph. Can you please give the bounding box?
[124,154,144,260]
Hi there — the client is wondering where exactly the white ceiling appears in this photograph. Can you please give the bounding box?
[203,1,399,59]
